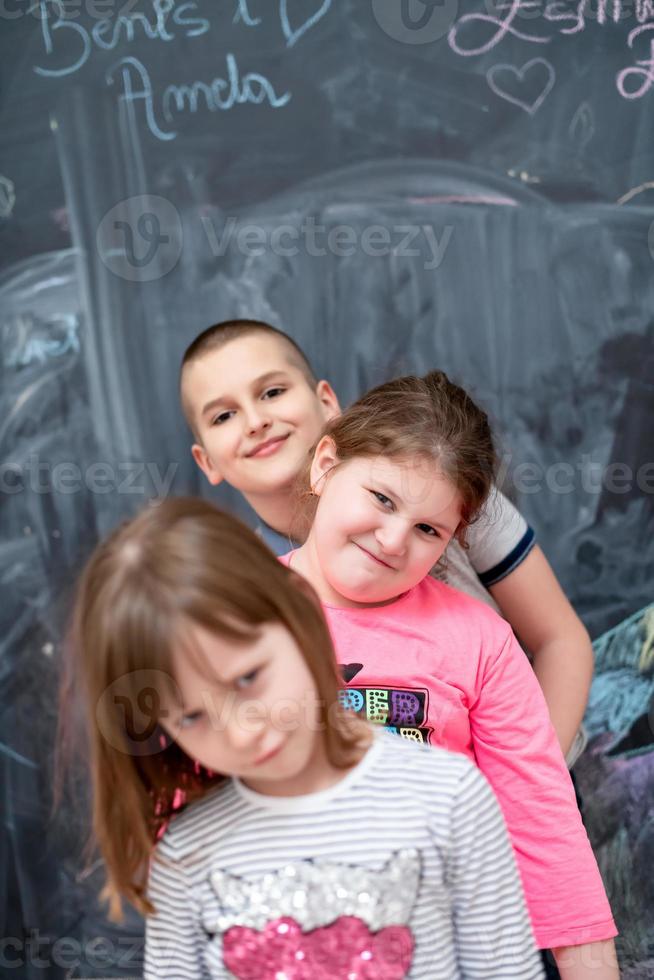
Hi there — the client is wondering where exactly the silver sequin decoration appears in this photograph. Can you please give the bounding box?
[208,849,421,933]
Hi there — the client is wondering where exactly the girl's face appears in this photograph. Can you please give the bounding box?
[160,621,328,796]
[306,439,462,607]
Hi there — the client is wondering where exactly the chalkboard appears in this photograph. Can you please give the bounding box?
[1,1,653,976]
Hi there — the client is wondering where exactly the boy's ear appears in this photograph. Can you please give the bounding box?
[191,443,224,487]
[310,436,339,496]
[315,380,341,421]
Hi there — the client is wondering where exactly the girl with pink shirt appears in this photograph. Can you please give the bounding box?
[284,370,619,980]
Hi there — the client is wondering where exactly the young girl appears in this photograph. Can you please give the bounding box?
[69,497,544,979]
[286,371,620,980]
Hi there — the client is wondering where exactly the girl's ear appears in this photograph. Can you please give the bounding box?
[310,436,339,495]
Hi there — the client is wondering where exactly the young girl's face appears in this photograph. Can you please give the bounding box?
[308,443,462,607]
[160,621,326,796]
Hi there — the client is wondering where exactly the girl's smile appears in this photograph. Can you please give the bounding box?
[292,439,463,609]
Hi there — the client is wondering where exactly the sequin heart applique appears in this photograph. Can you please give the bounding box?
[223,914,414,979]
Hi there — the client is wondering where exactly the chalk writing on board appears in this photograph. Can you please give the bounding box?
[569,101,595,150]
[617,181,654,204]
[0,175,16,218]
[617,24,654,99]
[448,0,654,101]
[32,0,330,142]
[487,58,556,114]
[233,0,262,28]
[448,0,551,57]
[106,53,291,142]
[34,0,333,78]
[280,0,332,48]
[3,314,80,370]
[34,0,210,78]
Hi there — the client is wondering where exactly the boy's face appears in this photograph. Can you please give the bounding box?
[184,334,340,501]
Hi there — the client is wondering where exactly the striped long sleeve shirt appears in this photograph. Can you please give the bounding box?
[144,731,544,979]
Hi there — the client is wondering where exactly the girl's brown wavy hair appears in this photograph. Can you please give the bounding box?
[63,497,367,919]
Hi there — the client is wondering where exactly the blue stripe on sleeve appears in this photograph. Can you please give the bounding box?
[478,526,536,588]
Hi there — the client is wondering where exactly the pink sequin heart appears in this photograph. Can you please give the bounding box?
[223,914,414,979]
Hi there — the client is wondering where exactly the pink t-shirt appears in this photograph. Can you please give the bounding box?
[280,552,616,951]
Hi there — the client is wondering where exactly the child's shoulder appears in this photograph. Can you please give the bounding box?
[374,728,477,785]
[156,780,236,859]
[373,732,493,819]
[414,573,511,633]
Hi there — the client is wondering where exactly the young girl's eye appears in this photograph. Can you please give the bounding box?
[262,386,286,400]
[371,491,393,509]
[180,711,204,729]
[234,669,259,690]
[211,410,235,426]
[416,523,439,537]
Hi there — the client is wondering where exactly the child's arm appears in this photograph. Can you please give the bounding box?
[144,849,211,980]
[468,619,617,955]
[553,940,620,979]
[489,544,594,759]
[446,763,545,978]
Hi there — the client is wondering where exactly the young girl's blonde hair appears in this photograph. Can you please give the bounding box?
[65,498,366,918]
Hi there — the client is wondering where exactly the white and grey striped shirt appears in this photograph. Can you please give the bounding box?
[145,731,544,979]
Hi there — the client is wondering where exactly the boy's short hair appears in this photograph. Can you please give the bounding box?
[180,319,318,436]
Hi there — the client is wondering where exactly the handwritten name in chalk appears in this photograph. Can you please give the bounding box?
[541,0,654,34]
[34,0,209,78]
[446,0,654,49]
[106,53,291,141]
[448,0,654,102]
[448,0,551,57]
[33,0,333,80]
[446,0,636,55]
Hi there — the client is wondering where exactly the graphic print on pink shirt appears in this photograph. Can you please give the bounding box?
[338,667,433,743]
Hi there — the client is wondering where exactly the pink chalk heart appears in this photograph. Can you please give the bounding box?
[487,58,556,115]
[223,914,414,979]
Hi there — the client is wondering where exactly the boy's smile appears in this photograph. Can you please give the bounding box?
[245,432,290,458]
[183,334,339,516]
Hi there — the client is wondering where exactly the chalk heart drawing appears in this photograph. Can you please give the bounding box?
[487,58,556,115]
[280,0,333,48]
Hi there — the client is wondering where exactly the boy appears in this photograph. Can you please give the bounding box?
[180,319,592,766]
